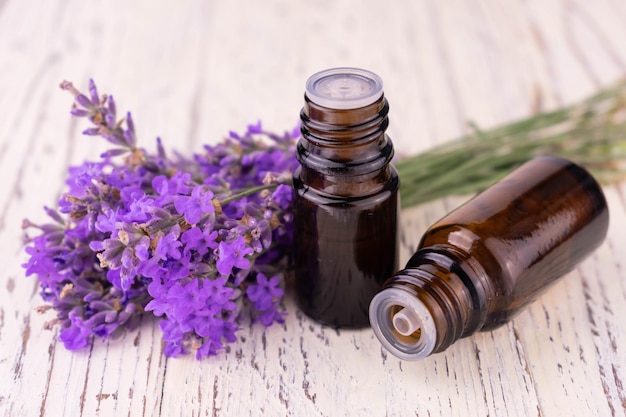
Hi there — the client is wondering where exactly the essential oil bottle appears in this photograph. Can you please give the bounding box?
[369,156,609,360]
[293,68,400,328]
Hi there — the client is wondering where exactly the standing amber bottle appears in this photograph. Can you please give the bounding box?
[370,156,609,360]
[293,68,400,328]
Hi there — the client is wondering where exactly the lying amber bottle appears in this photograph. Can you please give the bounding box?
[369,156,609,360]
[293,68,399,327]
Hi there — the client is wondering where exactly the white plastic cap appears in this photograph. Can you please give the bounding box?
[305,67,384,109]
[369,287,437,361]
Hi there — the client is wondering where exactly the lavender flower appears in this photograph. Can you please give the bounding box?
[173,186,215,224]
[216,236,254,277]
[23,80,298,359]
[246,273,285,325]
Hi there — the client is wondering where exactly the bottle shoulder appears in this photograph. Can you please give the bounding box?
[293,166,399,205]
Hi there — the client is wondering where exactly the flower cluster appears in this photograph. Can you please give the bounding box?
[23,80,298,359]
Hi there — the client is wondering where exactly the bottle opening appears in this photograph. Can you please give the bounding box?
[369,287,437,361]
[392,307,421,336]
[305,68,384,110]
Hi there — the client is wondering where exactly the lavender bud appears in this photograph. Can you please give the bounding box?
[156,137,166,160]
[105,113,117,130]
[142,161,161,173]
[104,310,118,323]
[82,127,100,136]
[123,129,136,148]
[247,121,263,134]
[124,314,142,331]
[88,79,100,106]
[43,206,66,224]
[100,148,130,158]
[145,206,173,220]
[42,229,65,243]
[117,310,131,323]
[192,263,212,275]
[126,112,135,134]
[75,93,93,109]
[85,311,107,326]
[106,325,125,340]
[90,300,114,311]
[101,133,122,146]
[70,107,90,117]
[110,287,124,298]
[69,306,84,318]
[102,238,124,251]
[83,292,102,302]
[89,240,104,251]
[107,95,117,118]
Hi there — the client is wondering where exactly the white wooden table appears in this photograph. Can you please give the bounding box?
[1,1,625,416]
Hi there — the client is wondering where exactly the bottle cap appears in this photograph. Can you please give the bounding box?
[369,287,437,361]
[305,68,384,109]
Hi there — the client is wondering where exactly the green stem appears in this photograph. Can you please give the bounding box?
[219,183,279,205]
[397,80,626,208]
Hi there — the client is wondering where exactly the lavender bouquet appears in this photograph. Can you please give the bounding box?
[23,80,297,359]
[23,79,626,359]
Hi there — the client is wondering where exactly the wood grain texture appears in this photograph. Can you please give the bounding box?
[1,0,625,416]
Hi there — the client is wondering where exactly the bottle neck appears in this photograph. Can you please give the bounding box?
[369,250,484,360]
[296,95,394,197]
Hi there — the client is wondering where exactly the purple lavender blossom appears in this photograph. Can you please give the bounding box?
[173,186,215,224]
[154,225,182,260]
[216,236,254,276]
[246,273,285,325]
[23,79,298,360]
[271,184,294,210]
[23,208,150,351]
[181,226,218,256]
[60,313,93,350]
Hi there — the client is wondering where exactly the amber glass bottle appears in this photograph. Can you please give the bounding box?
[293,68,400,328]
[369,156,609,360]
